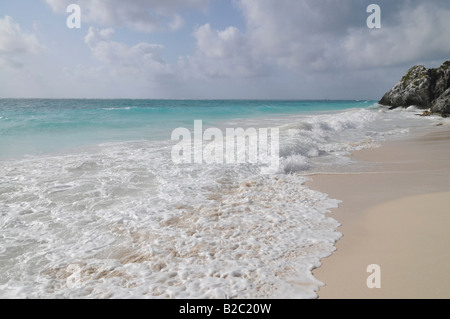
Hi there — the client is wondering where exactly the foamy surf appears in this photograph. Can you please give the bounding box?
[0,100,445,299]
[0,141,340,299]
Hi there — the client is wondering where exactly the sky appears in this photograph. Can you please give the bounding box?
[0,0,449,99]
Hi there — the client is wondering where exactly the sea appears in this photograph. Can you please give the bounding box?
[0,99,444,299]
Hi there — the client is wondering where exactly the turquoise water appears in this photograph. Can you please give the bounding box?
[0,99,373,159]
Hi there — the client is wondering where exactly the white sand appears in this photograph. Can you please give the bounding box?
[308,126,450,299]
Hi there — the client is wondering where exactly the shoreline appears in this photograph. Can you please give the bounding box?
[307,124,450,299]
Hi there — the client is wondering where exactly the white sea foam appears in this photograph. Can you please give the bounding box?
[101,107,133,111]
[0,140,341,299]
[0,106,442,299]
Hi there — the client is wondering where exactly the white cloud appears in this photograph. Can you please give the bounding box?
[32,0,449,99]
[179,23,268,78]
[235,0,450,72]
[0,16,42,68]
[84,27,172,77]
[195,24,246,59]
[236,0,350,71]
[179,0,364,79]
[45,0,208,32]
[176,0,450,98]
[343,4,450,68]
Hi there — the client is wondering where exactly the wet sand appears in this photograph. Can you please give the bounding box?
[308,125,450,299]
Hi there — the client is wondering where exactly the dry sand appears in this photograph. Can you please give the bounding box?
[308,125,450,299]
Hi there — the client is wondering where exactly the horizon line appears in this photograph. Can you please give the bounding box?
[0,97,378,101]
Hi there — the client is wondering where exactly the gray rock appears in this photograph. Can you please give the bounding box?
[379,61,450,116]
[430,62,450,99]
[431,87,450,116]
[379,65,431,108]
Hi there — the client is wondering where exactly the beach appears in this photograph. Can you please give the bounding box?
[0,99,382,298]
[1,99,448,298]
[1,0,449,303]
[309,124,450,299]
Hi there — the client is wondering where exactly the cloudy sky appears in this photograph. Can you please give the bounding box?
[0,0,449,99]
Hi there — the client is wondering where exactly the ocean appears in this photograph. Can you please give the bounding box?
[0,99,443,298]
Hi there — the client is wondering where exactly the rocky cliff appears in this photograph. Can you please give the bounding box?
[379,61,450,117]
